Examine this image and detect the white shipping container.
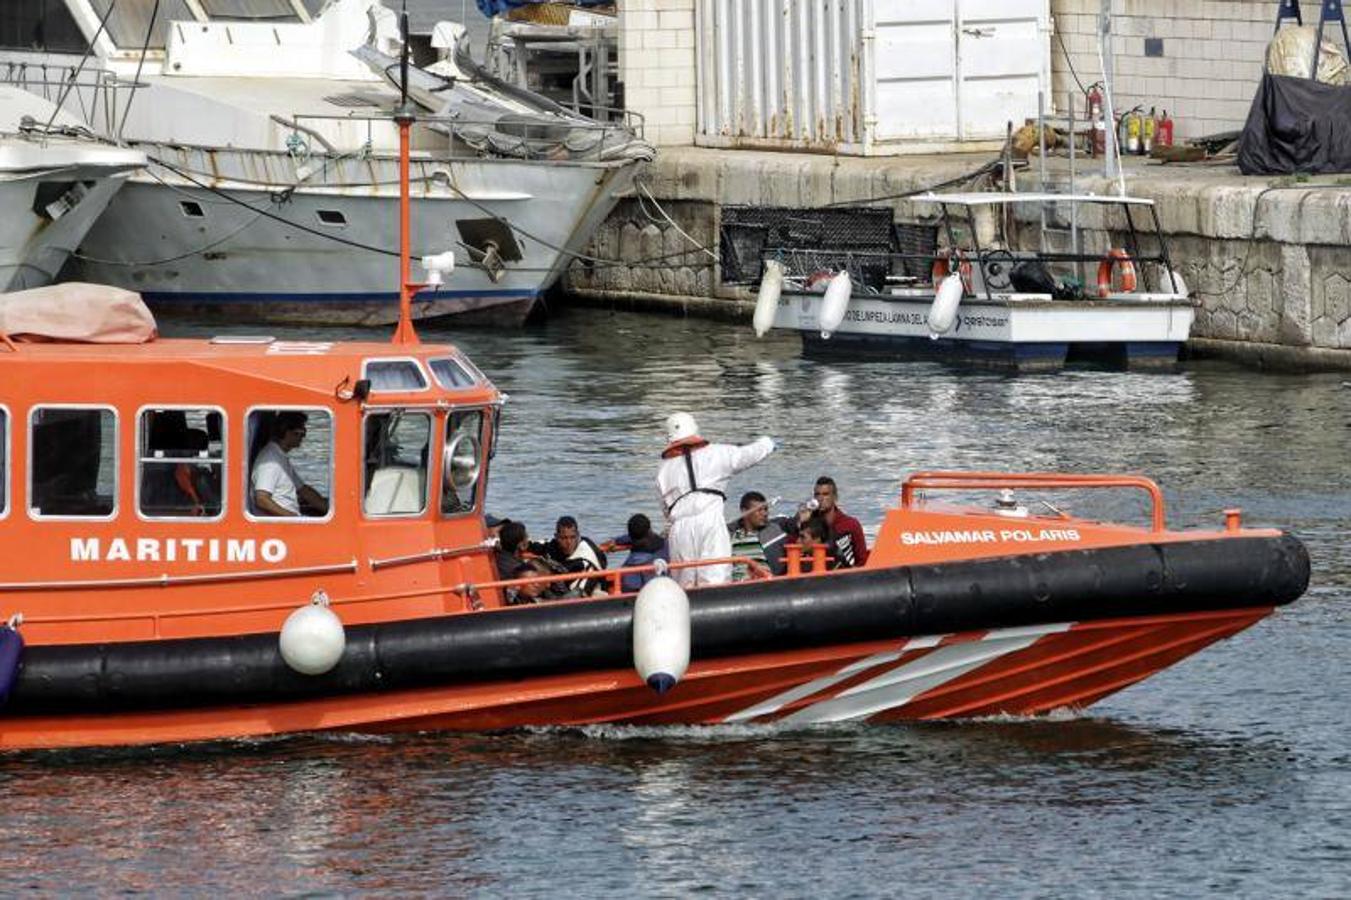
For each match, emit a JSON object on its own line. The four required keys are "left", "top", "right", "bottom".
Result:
{"left": 695, "top": 0, "right": 1050, "bottom": 155}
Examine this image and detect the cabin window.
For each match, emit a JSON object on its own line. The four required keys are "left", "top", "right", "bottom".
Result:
{"left": 0, "top": 407, "right": 7, "bottom": 517}
{"left": 245, "top": 408, "right": 332, "bottom": 519}
{"left": 138, "top": 408, "right": 225, "bottom": 519}
{"left": 29, "top": 407, "right": 116, "bottom": 518}
{"left": 362, "top": 411, "right": 431, "bottom": 517}
{"left": 441, "top": 410, "right": 485, "bottom": 516}
{"left": 429, "top": 357, "right": 477, "bottom": 389}
{"left": 364, "top": 359, "right": 428, "bottom": 392}
{"left": 200, "top": 0, "right": 301, "bottom": 22}
{"left": 316, "top": 210, "right": 347, "bottom": 227}
{"left": 179, "top": 201, "right": 205, "bottom": 219}
{"left": 88, "top": 0, "right": 193, "bottom": 51}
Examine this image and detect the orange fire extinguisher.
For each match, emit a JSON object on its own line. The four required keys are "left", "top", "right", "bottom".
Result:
{"left": 1087, "top": 83, "right": 1105, "bottom": 157}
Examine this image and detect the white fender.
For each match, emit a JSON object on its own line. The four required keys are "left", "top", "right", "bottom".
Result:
{"left": 632, "top": 576, "right": 690, "bottom": 694}
{"left": 753, "top": 259, "right": 785, "bottom": 337}
{"left": 819, "top": 271, "right": 852, "bottom": 339}
{"left": 279, "top": 591, "right": 346, "bottom": 675}
{"left": 1162, "top": 266, "right": 1189, "bottom": 299}
{"left": 928, "top": 273, "right": 964, "bottom": 337}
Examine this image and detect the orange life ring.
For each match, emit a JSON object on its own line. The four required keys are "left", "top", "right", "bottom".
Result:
{"left": 931, "top": 253, "right": 973, "bottom": 293}
{"left": 1096, "top": 248, "right": 1137, "bottom": 297}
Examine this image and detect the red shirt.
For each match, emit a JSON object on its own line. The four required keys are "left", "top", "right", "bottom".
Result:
{"left": 828, "top": 508, "right": 869, "bottom": 567}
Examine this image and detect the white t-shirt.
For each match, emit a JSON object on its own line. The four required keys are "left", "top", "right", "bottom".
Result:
{"left": 251, "top": 441, "right": 303, "bottom": 515}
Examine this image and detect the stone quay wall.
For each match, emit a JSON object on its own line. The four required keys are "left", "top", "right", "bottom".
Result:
{"left": 566, "top": 148, "right": 1351, "bottom": 370}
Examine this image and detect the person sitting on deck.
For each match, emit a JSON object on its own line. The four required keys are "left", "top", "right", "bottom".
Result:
{"left": 797, "top": 516, "right": 836, "bottom": 572}
{"left": 615, "top": 513, "right": 669, "bottom": 593}
{"left": 495, "top": 520, "right": 531, "bottom": 581}
{"left": 251, "top": 412, "right": 329, "bottom": 517}
{"left": 534, "top": 515, "right": 608, "bottom": 596}
{"left": 506, "top": 559, "right": 554, "bottom": 605}
{"left": 729, "top": 490, "right": 797, "bottom": 579}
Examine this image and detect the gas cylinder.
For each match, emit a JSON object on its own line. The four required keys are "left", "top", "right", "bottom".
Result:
{"left": 1158, "top": 110, "right": 1174, "bottom": 148}
{"left": 1087, "top": 84, "right": 1105, "bottom": 157}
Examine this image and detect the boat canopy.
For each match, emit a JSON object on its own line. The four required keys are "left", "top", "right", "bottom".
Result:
{"left": 0, "top": 283, "right": 156, "bottom": 343}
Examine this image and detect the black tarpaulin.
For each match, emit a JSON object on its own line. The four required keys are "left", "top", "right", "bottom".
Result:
{"left": 1238, "top": 72, "right": 1351, "bottom": 174}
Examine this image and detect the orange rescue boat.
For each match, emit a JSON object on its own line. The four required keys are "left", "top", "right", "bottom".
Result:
{"left": 0, "top": 18, "right": 1311, "bottom": 750}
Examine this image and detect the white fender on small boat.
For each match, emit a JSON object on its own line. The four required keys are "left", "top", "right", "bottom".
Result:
{"left": 928, "top": 273, "right": 964, "bottom": 337}
{"left": 819, "top": 271, "right": 852, "bottom": 339}
{"left": 279, "top": 590, "right": 346, "bottom": 676}
{"left": 632, "top": 576, "right": 690, "bottom": 694}
{"left": 1163, "top": 266, "right": 1189, "bottom": 299}
{"left": 753, "top": 259, "right": 785, "bottom": 337}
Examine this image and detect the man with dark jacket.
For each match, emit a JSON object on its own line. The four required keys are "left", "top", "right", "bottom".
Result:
{"left": 614, "top": 513, "right": 669, "bottom": 593}
{"left": 495, "top": 520, "right": 530, "bottom": 580}
{"left": 808, "top": 476, "right": 869, "bottom": 568}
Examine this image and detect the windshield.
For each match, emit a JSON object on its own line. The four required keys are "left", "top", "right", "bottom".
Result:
{"left": 199, "top": 1, "right": 303, "bottom": 21}
{"left": 88, "top": 0, "right": 195, "bottom": 50}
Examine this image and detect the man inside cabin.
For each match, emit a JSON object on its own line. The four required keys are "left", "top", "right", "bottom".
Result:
{"left": 802, "top": 476, "right": 868, "bottom": 568}
{"left": 251, "top": 412, "right": 329, "bottom": 518}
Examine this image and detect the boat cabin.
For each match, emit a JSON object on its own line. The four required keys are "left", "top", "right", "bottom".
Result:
{"left": 0, "top": 333, "right": 509, "bottom": 645}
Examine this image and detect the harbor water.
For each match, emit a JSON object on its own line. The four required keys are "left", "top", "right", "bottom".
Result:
{"left": 2, "top": 309, "right": 1347, "bottom": 896}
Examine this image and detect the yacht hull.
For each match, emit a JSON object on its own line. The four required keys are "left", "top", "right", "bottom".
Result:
{"left": 70, "top": 148, "right": 639, "bottom": 326}
{"left": 0, "top": 167, "right": 130, "bottom": 292}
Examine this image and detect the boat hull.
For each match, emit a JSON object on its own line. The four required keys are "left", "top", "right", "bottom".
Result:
{"left": 0, "top": 166, "right": 132, "bottom": 292}
{"left": 69, "top": 148, "right": 640, "bottom": 326}
{"left": 777, "top": 290, "right": 1195, "bottom": 372}
{"left": 1, "top": 535, "right": 1308, "bottom": 750}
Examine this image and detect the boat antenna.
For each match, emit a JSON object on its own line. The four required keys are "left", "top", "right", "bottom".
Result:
{"left": 392, "top": 0, "right": 421, "bottom": 346}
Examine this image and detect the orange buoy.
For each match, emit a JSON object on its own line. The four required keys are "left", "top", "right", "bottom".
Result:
{"left": 1096, "top": 248, "right": 1137, "bottom": 297}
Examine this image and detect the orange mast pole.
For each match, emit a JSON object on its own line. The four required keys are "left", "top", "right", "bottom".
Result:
{"left": 391, "top": 4, "right": 420, "bottom": 346}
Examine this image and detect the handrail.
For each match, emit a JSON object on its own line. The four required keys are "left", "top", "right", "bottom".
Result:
{"left": 0, "top": 559, "right": 358, "bottom": 593}
{"left": 369, "top": 541, "right": 495, "bottom": 572}
{"left": 901, "top": 471, "right": 1167, "bottom": 532}
{"left": 455, "top": 555, "right": 771, "bottom": 599}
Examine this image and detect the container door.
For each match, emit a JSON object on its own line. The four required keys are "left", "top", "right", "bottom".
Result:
{"left": 955, "top": 0, "right": 1048, "bottom": 140}
{"left": 873, "top": 0, "right": 958, "bottom": 140}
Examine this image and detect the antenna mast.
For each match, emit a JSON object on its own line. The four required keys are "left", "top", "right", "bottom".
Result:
{"left": 392, "top": 1, "right": 421, "bottom": 345}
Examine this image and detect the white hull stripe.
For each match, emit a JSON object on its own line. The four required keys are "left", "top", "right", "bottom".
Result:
{"left": 724, "top": 622, "right": 1074, "bottom": 725}
{"left": 722, "top": 634, "right": 954, "bottom": 723}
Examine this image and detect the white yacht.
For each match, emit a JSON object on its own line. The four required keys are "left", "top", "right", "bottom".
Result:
{"left": 0, "top": 85, "right": 144, "bottom": 292}
{"left": 0, "top": 0, "right": 650, "bottom": 326}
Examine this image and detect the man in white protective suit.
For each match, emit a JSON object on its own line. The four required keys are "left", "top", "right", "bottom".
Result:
{"left": 657, "top": 412, "right": 775, "bottom": 587}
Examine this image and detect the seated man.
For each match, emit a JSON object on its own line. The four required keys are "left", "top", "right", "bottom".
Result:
{"left": 729, "top": 490, "right": 797, "bottom": 578}
{"left": 616, "top": 513, "right": 669, "bottom": 593}
{"left": 495, "top": 520, "right": 530, "bottom": 581}
{"left": 535, "top": 515, "right": 608, "bottom": 595}
{"left": 507, "top": 559, "right": 554, "bottom": 605}
{"left": 251, "top": 412, "right": 328, "bottom": 517}
{"left": 798, "top": 516, "right": 836, "bottom": 572}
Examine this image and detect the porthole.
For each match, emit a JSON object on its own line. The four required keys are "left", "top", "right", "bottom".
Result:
{"left": 179, "top": 200, "right": 205, "bottom": 218}
{"left": 317, "top": 209, "right": 347, "bottom": 227}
